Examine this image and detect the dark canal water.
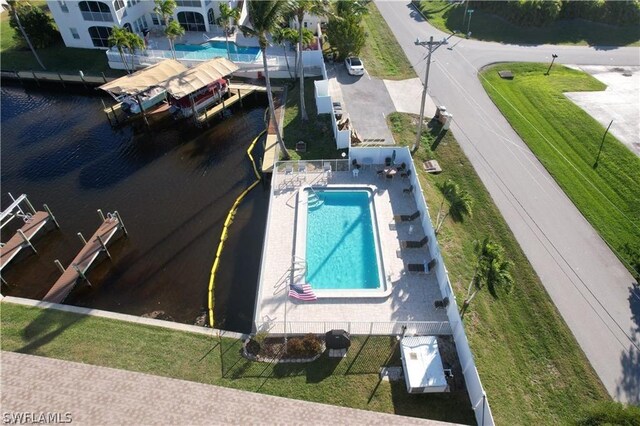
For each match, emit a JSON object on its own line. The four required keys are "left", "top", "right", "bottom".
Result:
{"left": 0, "top": 83, "right": 270, "bottom": 333}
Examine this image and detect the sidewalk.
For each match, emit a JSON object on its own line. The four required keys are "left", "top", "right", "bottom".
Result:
{"left": 0, "top": 351, "right": 452, "bottom": 426}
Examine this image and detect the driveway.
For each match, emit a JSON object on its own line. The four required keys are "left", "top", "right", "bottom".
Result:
{"left": 327, "top": 61, "right": 396, "bottom": 144}
{"left": 375, "top": 0, "right": 640, "bottom": 403}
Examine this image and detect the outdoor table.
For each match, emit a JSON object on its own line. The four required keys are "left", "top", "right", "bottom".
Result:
{"left": 362, "top": 157, "right": 373, "bottom": 169}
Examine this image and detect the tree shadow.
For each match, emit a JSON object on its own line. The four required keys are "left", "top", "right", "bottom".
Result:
{"left": 615, "top": 286, "right": 640, "bottom": 404}
{"left": 17, "top": 306, "right": 87, "bottom": 354}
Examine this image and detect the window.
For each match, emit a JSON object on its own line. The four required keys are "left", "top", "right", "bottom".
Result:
{"left": 123, "top": 23, "right": 132, "bottom": 32}
{"left": 177, "top": 11, "right": 205, "bottom": 32}
{"left": 303, "top": 22, "right": 308, "bottom": 28}
{"left": 70, "top": 27, "right": 79, "bottom": 39}
{"left": 176, "top": 0, "right": 202, "bottom": 7}
{"left": 88, "top": 26, "right": 112, "bottom": 47}
{"left": 207, "top": 8, "right": 214, "bottom": 25}
{"left": 141, "top": 15, "right": 148, "bottom": 28}
{"left": 151, "top": 13, "right": 160, "bottom": 25}
{"left": 58, "top": 1, "right": 68, "bottom": 12}
{"left": 114, "top": 0, "right": 124, "bottom": 11}
{"left": 133, "top": 20, "right": 139, "bottom": 32}
{"left": 79, "top": 1, "right": 113, "bottom": 22}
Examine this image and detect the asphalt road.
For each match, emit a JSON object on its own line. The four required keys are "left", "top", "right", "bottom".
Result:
{"left": 375, "top": 1, "right": 640, "bottom": 403}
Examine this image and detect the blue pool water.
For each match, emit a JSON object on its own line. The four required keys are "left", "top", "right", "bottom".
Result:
{"left": 174, "top": 41, "right": 261, "bottom": 62}
{"left": 306, "top": 190, "right": 380, "bottom": 290}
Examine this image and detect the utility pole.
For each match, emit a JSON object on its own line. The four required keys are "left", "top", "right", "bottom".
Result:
{"left": 593, "top": 119, "right": 613, "bottom": 168}
{"left": 466, "top": 9, "right": 474, "bottom": 38}
{"left": 462, "top": 0, "right": 469, "bottom": 27}
{"left": 413, "top": 32, "right": 457, "bottom": 152}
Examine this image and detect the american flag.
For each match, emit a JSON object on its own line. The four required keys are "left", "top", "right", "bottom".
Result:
{"left": 289, "top": 283, "right": 317, "bottom": 301}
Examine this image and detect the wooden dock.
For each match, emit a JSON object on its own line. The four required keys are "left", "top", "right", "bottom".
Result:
{"left": 195, "top": 89, "right": 255, "bottom": 124}
{"left": 0, "top": 212, "right": 50, "bottom": 271}
{"left": 1, "top": 70, "right": 115, "bottom": 87}
{"left": 43, "top": 212, "right": 126, "bottom": 304}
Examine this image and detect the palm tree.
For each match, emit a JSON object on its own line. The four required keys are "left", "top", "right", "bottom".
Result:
{"left": 217, "top": 3, "right": 241, "bottom": 60}
{"left": 271, "top": 27, "right": 297, "bottom": 79}
{"left": 334, "top": 0, "right": 370, "bottom": 17}
{"left": 154, "top": 0, "right": 176, "bottom": 27}
{"left": 241, "top": 0, "right": 290, "bottom": 160}
{"left": 7, "top": 1, "right": 45, "bottom": 70}
{"left": 109, "top": 26, "right": 132, "bottom": 73}
{"left": 125, "top": 31, "right": 145, "bottom": 71}
{"left": 435, "top": 179, "right": 473, "bottom": 234}
{"left": 165, "top": 20, "right": 185, "bottom": 60}
{"left": 461, "top": 238, "right": 514, "bottom": 317}
{"left": 291, "top": 0, "right": 329, "bottom": 121}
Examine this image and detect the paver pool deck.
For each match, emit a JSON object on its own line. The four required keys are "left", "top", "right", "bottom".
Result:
{"left": 255, "top": 167, "right": 448, "bottom": 334}
{"left": 1, "top": 351, "right": 450, "bottom": 425}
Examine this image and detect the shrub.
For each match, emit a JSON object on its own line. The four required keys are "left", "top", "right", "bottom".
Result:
{"left": 302, "top": 333, "right": 322, "bottom": 355}
{"left": 286, "top": 337, "right": 306, "bottom": 357}
{"left": 326, "top": 16, "right": 365, "bottom": 60}
{"left": 286, "top": 334, "right": 322, "bottom": 357}
{"left": 9, "top": 4, "right": 61, "bottom": 49}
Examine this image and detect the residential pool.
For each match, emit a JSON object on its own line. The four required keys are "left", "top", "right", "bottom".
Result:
{"left": 174, "top": 41, "right": 261, "bottom": 62}
{"left": 295, "top": 186, "right": 387, "bottom": 297}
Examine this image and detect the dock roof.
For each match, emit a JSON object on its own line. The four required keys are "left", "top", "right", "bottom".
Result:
{"left": 99, "top": 60, "right": 188, "bottom": 95}
{"left": 162, "top": 58, "right": 239, "bottom": 100}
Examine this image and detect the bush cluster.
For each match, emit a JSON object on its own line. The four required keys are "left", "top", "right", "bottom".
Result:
{"left": 286, "top": 334, "right": 323, "bottom": 357}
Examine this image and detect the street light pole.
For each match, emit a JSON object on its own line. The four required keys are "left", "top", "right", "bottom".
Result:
{"left": 413, "top": 32, "right": 457, "bottom": 152}
{"left": 545, "top": 54, "right": 558, "bottom": 75}
{"left": 593, "top": 119, "right": 613, "bottom": 168}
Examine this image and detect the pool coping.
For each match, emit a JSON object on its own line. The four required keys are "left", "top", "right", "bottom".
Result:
{"left": 294, "top": 184, "right": 391, "bottom": 299}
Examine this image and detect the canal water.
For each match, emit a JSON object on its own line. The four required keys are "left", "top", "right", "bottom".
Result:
{"left": 0, "top": 83, "right": 270, "bottom": 333}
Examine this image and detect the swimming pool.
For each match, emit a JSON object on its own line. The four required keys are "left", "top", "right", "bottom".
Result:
{"left": 174, "top": 41, "right": 261, "bottom": 62}
{"left": 295, "top": 186, "right": 388, "bottom": 298}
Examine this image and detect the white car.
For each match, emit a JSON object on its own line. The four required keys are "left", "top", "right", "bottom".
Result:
{"left": 345, "top": 57, "right": 365, "bottom": 76}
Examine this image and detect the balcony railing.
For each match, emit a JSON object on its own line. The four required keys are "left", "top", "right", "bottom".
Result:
{"left": 81, "top": 11, "right": 114, "bottom": 22}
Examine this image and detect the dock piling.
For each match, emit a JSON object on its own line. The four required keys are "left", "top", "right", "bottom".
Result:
{"left": 17, "top": 229, "right": 37, "bottom": 254}
{"left": 77, "top": 232, "right": 88, "bottom": 245}
{"left": 114, "top": 211, "right": 128, "bottom": 237}
{"left": 57, "top": 73, "right": 66, "bottom": 88}
{"left": 8, "top": 193, "right": 25, "bottom": 217}
{"left": 97, "top": 209, "right": 105, "bottom": 222}
{"left": 97, "top": 235, "right": 112, "bottom": 260}
{"left": 43, "top": 204, "right": 60, "bottom": 229}
{"left": 238, "top": 89, "right": 242, "bottom": 108}
{"left": 72, "top": 264, "right": 92, "bottom": 287}
{"left": 24, "top": 196, "right": 37, "bottom": 215}
{"left": 54, "top": 259, "right": 65, "bottom": 274}
{"left": 101, "top": 72, "right": 107, "bottom": 83}
{"left": 31, "top": 70, "right": 40, "bottom": 87}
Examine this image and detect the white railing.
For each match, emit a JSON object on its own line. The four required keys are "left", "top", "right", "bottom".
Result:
{"left": 257, "top": 321, "right": 452, "bottom": 336}
{"left": 274, "top": 159, "right": 350, "bottom": 175}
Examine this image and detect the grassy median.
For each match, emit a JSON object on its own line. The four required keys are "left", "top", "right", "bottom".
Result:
{"left": 415, "top": 0, "right": 640, "bottom": 46}
{"left": 1, "top": 302, "right": 475, "bottom": 424}
{"left": 360, "top": 2, "right": 416, "bottom": 80}
{"left": 480, "top": 63, "right": 640, "bottom": 279}
{"left": 388, "top": 112, "right": 609, "bottom": 424}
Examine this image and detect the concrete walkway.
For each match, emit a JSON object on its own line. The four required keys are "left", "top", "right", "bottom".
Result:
{"left": 0, "top": 351, "right": 453, "bottom": 426}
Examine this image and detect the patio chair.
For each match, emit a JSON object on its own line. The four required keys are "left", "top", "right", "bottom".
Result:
{"left": 352, "top": 159, "right": 361, "bottom": 170}
{"left": 403, "top": 185, "right": 414, "bottom": 196}
{"left": 397, "top": 162, "right": 407, "bottom": 172}
{"left": 376, "top": 168, "right": 385, "bottom": 179}
{"left": 434, "top": 296, "right": 450, "bottom": 309}
{"left": 406, "top": 261, "right": 428, "bottom": 274}
{"left": 401, "top": 168, "right": 412, "bottom": 181}
{"left": 393, "top": 211, "right": 421, "bottom": 222}
{"left": 281, "top": 164, "right": 294, "bottom": 186}
{"left": 400, "top": 236, "right": 429, "bottom": 249}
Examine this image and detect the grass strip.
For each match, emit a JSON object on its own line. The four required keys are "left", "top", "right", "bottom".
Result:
{"left": 1, "top": 302, "right": 475, "bottom": 424}
{"left": 360, "top": 3, "right": 417, "bottom": 80}
{"left": 480, "top": 63, "right": 640, "bottom": 278}
{"left": 388, "top": 112, "right": 609, "bottom": 424}
{"left": 415, "top": 0, "right": 640, "bottom": 47}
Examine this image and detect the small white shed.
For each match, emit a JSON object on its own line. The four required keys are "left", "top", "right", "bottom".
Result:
{"left": 401, "top": 336, "right": 448, "bottom": 393}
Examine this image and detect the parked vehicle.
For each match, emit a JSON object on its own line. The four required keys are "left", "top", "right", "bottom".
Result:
{"left": 345, "top": 57, "right": 365, "bottom": 76}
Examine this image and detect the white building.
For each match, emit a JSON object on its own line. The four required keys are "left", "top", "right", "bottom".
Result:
{"left": 289, "top": 12, "right": 327, "bottom": 35}
{"left": 47, "top": 0, "right": 240, "bottom": 50}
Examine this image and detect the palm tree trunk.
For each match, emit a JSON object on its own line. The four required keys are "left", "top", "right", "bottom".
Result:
{"left": 297, "top": 20, "right": 308, "bottom": 121}
{"left": 435, "top": 210, "right": 449, "bottom": 234}
{"left": 12, "top": 7, "right": 45, "bottom": 70}
{"left": 224, "top": 31, "right": 231, "bottom": 60}
{"left": 169, "top": 38, "right": 176, "bottom": 60}
{"left": 283, "top": 46, "right": 293, "bottom": 79}
{"left": 118, "top": 48, "right": 130, "bottom": 74}
{"left": 262, "top": 49, "right": 289, "bottom": 160}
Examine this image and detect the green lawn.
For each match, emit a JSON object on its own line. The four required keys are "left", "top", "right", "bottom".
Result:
{"left": 282, "top": 78, "right": 344, "bottom": 160}
{"left": 360, "top": 2, "right": 416, "bottom": 80}
{"left": 415, "top": 1, "right": 640, "bottom": 47}
{"left": 480, "top": 63, "right": 640, "bottom": 279}
{"left": 388, "top": 112, "right": 609, "bottom": 425}
{"left": 1, "top": 302, "right": 475, "bottom": 424}
{"left": 1, "top": 8, "right": 122, "bottom": 76}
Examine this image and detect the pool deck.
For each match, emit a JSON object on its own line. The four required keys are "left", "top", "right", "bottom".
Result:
{"left": 255, "top": 167, "right": 448, "bottom": 334}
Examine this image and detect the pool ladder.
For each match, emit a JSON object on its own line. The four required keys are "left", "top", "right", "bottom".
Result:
{"left": 292, "top": 256, "right": 307, "bottom": 282}
{"left": 307, "top": 188, "right": 323, "bottom": 209}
